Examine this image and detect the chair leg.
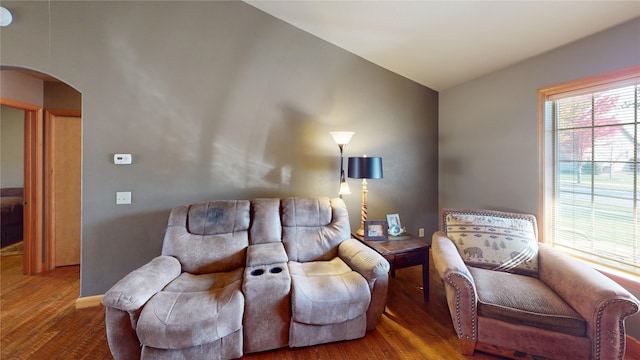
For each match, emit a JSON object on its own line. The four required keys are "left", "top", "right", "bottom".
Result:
{"left": 459, "top": 339, "right": 476, "bottom": 355}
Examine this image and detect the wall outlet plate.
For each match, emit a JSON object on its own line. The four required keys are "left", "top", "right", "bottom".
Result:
{"left": 114, "top": 154, "right": 132, "bottom": 165}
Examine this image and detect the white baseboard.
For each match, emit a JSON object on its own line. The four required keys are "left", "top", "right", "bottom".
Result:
{"left": 75, "top": 294, "right": 103, "bottom": 309}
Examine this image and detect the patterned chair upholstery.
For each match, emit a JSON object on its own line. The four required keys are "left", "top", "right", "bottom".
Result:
{"left": 431, "top": 208, "right": 639, "bottom": 360}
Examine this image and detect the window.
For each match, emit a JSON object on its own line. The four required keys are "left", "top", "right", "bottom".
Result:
{"left": 539, "top": 66, "right": 639, "bottom": 277}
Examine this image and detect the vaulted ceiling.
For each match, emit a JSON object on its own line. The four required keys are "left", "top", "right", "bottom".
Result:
{"left": 245, "top": 1, "right": 640, "bottom": 91}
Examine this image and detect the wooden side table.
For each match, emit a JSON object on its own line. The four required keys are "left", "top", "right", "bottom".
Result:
{"left": 353, "top": 233, "right": 431, "bottom": 302}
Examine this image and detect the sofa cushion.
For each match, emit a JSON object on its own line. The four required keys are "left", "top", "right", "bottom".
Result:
{"left": 186, "top": 200, "right": 250, "bottom": 236}
{"left": 443, "top": 209, "right": 539, "bottom": 276}
{"left": 289, "top": 257, "right": 371, "bottom": 325}
{"left": 136, "top": 270, "right": 244, "bottom": 349}
{"left": 281, "top": 197, "right": 351, "bottom": 262}
{"left": 468, "top": 266, "right": 586, "bottom": 337}
{"left": 162, "top": 201, "right": 250, "bottom": 274}
{"left": 281, "top": 197, "right": 333, "bottom": 227}
{"left": 163, "top": 268, "right": 244, "bottom": 292}
{"left": 249, "top": 198, "right": 282, "bottom": 245}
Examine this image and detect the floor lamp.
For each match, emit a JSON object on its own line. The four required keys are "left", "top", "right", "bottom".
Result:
{"left": 348, "top": 156, "right": 383, "bottom": 236}
{"left": 329, "top": 131, "right": 354, "bottom": 198}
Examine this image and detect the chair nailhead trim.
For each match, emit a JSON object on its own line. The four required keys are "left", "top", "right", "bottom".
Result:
{"left": 440, "top": 209, "right": 537, "bottom": 241}
{"left": 446, "top": 272, "right": 477, "bottom": 341}
{"left": 594, "top": 299, "right": 639, "bottom": 360}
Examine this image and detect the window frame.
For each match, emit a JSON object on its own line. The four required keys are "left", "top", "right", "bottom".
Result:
{"left": 537, "top": 65, "right": 640, "bottom": 287}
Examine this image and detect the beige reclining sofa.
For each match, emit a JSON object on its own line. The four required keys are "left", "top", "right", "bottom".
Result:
{"left": 101, "top": 196, "right": 390, "bottom": 360}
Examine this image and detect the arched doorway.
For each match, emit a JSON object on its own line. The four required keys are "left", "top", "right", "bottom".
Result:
{"left": 1, "top": 67, "right": 82, "bottom": 274}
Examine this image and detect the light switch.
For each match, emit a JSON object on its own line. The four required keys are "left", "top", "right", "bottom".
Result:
{"left": 116, "top": 192, "right": 131, "bottom": 205}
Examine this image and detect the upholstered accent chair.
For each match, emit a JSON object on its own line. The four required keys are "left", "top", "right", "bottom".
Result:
{"left": 102, "top": 197, "right": 389, "bottom": 360}
{"left": 432, "top": 208, "right": 639, "bottom": 360}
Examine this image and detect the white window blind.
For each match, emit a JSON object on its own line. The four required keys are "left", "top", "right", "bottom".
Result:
{"left": 548, "top": 77, "right": 639, "bottom": 275}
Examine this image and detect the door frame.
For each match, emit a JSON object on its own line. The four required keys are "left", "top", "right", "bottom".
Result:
{"left": 1, "top": 97, "right": 44, "bottom": 275}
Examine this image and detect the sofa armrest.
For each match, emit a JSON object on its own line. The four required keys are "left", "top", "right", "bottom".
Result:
{"left": 338, "top": 238, "right": 390, "bottom": 285}
{"left": 339, "top": 238, "right": 390, "bottom": 330}
{"left": 432, "top": 231, "right": 478, "bottom": 342}
{"left": 101, "top": 256, "right": 182, "bottom": 312}
{"left": 538, "top": 243, "right": 640, "bottom": 360}
{"left": 246, "top": 242, "right": 288, "bottom": 267}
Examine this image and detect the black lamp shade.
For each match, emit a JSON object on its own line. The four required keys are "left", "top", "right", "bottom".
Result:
{"left": 348, "top": 157, "right": 383, "bottom": 179}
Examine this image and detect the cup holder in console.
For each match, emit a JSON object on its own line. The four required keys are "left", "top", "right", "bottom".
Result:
{"left": 250, "top": 267, "right": 284, "bottom": 276}
{"left": 251, "top": 269, "right": 265, "bottom": 276}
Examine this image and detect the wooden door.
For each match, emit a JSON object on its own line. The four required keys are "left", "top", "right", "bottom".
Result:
{"left": 46, "top": 111, "right": 81, "bottom": 267}
{"left": 1, "top": 98, "right": 44, "bottom": 275}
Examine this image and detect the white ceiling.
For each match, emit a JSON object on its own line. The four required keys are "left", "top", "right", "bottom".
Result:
{"left": 244, "top": 1, "right": 640, "bottom": 91}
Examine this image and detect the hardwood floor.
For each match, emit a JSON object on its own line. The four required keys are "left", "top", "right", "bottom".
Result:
{"left": 2, "top": 251, "right": 505, "bottom": 360}
{"left": 1, "top": 254, "right": 111, "bottom": 359}
{"left": 3, "top": 250, "right": 639, "bottom": 359}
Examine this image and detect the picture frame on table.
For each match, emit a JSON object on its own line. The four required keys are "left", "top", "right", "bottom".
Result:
{"left": 386, "top": 213, "right": 402, "bottom": 236}
{"left": 364, "top": 220, "right": 388, "bottom": 241}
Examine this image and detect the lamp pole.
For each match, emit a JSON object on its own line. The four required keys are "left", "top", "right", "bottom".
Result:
{"left": 357, "top": 178, "right": 368, "bottom": 236}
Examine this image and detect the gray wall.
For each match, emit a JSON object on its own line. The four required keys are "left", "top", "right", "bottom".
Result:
{"left": 0, "top": 70, "right": 44, "bottom": 105}
{"left": 0, "top": 106, "right": 24, "bottom": 188}
{"left": 0, "top": 71, "right": 42, "bottom": 189}
{"left": 439, "top": 17, "right": 640, "bottom": 213}
{"left": 0, "top": 74, "right": 80, "bottom": 188}
{"left": 0, "top": 1, "right": 438, "bottom": 296}
{"left": 439, "top": 17, "right": 640, "bottom": 339}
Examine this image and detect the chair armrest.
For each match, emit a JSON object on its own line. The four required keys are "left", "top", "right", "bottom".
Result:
{"left": 101, "top": 256, "right": 182, "bottom": 312}
{"left": 538, "top": 243, "right": 640, "bottom": 360}
{"left": 432, "top": 231, "right": 472, "bottom": 280}
{"left": 432, "top": 231, "right": 478, "bottom": 341}
{"left": 338, "top": 238, "right": 390, "bottom": 285}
